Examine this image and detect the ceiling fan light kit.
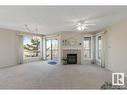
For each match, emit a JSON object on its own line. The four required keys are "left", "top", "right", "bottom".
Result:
{"left": 76, "top": 20, "right": 95, "bottom": 32}
{"left": 77, "top": 25, "right": 85, "bottom": 31}
{"left": 76, "top": 21, "right": 87, "bottom": 31}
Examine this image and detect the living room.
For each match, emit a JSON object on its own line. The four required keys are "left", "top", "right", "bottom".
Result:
{"left": 0, "top": 6, "right": 127, "bottom": 89}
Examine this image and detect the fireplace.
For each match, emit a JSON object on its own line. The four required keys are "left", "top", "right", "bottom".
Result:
{"left": 67, "top": 54, "right": 77, "bottom": 64}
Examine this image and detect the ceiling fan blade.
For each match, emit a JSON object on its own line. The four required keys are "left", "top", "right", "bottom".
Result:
{"left": 85, "top": 23, "right": 96, "bottom": 26}
{"left": 61, "top": 23, "right": 77, "bottom": 27}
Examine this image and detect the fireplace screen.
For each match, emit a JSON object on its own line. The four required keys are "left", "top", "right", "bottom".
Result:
{"left": 67, "top": 54, "right": 77, "bottom": 64}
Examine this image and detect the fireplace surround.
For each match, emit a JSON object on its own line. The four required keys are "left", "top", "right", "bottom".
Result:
{"left": 62, "top": 49, "right": 81, "bottom": 64}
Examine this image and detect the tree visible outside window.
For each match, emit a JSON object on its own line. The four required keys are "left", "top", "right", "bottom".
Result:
{"left": 23, "top": 35, "right": 41, "bottom": 58}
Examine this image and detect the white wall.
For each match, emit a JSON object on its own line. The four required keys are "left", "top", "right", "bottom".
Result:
{"left": 105, "top": 20, "right": 127, "bottom": 76}
{"left": 61, "top": 32, "right": 82, "bottom": 50}
{"left": 0, "top": 29, "right": 18, "bottom": 68}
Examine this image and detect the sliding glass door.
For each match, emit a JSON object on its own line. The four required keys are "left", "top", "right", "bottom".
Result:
{"left": 52, "top": 39, "right": 58, "bottom": 60}
{"left": 46, "top": 39, "right": 52, "bottom": 60}
{"left": 46, "top": 38, "right": 58, "bottom": 60}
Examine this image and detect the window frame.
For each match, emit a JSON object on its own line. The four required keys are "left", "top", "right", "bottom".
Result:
{"left": 23, "top": 35, "right": 42, "bottom": 60}
{"left": 83, "top": 36, "right": 92, "bottom": 60}
{"left": 98, "top": 36, "right": 102, "bottom": 59}
{"left": 45, "top": 37, "right": 59, "bottom": 60}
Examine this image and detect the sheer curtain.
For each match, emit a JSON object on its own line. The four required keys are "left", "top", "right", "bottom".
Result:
{"left": 17, "top": 35, "right": 24, "bottom": 64}
{"left": 100, "top": 30, "right": 107, "bottom": 68}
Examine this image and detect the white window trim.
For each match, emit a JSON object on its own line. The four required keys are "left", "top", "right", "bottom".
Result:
{"left": 83, "top": 35, "right": 93, "bottom": 60}
{"left": 45, "top": 36, "right": 59, "bottom": 60}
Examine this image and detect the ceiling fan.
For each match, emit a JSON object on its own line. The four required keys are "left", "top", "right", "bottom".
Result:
{"left": 75, "top": 19, "right": 96, "bottom": 32}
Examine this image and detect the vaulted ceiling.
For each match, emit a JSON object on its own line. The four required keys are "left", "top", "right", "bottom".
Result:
{"left": 0, "top": 6, "right": 127, "bottom": 34}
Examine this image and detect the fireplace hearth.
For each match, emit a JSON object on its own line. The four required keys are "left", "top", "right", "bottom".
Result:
{"left": 67, "top": 54, "right": 77, "bottom": 64}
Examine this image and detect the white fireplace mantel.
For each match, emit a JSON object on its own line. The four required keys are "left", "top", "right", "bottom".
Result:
{"left": 62, "top": 47, "right": 82, "bottom": 50}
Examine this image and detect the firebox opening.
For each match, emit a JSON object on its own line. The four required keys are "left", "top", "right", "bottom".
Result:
{"left": 67, "top": 54, "right": 77, "bottom": 64}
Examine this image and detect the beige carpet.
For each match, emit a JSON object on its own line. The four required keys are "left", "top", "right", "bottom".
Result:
{"left": 0, "top": 61, "right": 112, "bottom": 89}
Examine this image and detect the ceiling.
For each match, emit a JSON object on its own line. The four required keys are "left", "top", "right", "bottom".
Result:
{"left": 0, "top": 6, "right": 127, "bottom": 35}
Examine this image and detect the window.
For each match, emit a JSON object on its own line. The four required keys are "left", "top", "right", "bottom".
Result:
{"left": 84, "top": 37, "right": 91, "bottom": 58}
{"left": 23, "top": 35, "right": 41, "bottom": 58}
{"left": 46, "top": 39, "right": 58, "bottom": 60}
{"left": 98, "top": 36, "right": 102, "bottom": 59}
